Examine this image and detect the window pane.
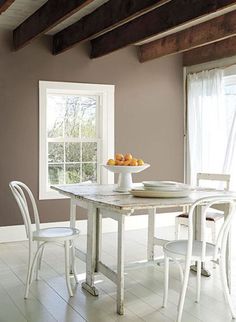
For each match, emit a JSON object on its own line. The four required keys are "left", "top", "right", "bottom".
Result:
{"left": 48, "top": 143, "right": 64, "bottom": 163}
{"left": 65, "top": 142, "right": 81, "bottom": 163}
{"left": 81, "top": 96, "right": 97, "bottom": 138}
{"left": 82, "top": 163, "right": 97, "bottom": 182}
{"left": 82, "top": 142, "right": 97, "bottom": 162}
{"left": 64, "top": 96, "right": 81, "bottom": 138}
{"left": 47, "top": 95, "right": 65, "bottom": 138}
{"left": 48, "top": 165, "right": 64, "bottom": 184}
{"left": 66, "top": 164, "right": 81, "bottom": 184}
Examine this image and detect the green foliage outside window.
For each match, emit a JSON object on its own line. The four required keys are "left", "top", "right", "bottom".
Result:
{"left": 47, "top": 95, "right": 98, "bottom": 185}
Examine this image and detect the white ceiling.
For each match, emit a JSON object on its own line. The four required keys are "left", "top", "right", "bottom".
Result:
{"left": 0, "top": 0, "right": 109, "bottom": 34}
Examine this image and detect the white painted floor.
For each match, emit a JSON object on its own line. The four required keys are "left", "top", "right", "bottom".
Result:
{"left": 0, "top": 225, "right": 235, "bottom": 322}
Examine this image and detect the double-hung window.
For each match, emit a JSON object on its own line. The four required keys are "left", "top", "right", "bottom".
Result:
{"left": 39, "top": 81, "right": 114, "bottom": 199}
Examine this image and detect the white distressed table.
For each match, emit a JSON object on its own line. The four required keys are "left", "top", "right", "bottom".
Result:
{"left": 52, "top": 184, "right": 233, "bottom": 315}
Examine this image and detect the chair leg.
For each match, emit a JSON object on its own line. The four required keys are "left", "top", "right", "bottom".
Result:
{"left": 163, "top": 255, "right": 169, "bottom": 308}
{"left": 196, "top": 260, "right": 201, "bottom": 303}
{"left": 70, "top": 240, "right": 79, "bottom": 284}
{"left": 175, "top": 219, "right": 181, "bottom": 240}
{"left": 219, "top": 254, "right": 236, "bottom": 319}
{"left": 38, "top": 245, "right": 45, "bottom": 270}
{"left": 211, "top": 224, "right": 217, "bottom": 269}
{"left": 211, "top": 224, "right": 216, "bottom": 244}
{"left": 177, "top": 265, "right": 190, "bottom": 322}
{"left": 29, "top": 244, "right": 45, "bottom": 285}
{"left": 65, "top": 241, "right": 73, "bottom": 297}
{"left": 36, "top": 242, "right": 45, "bottom": 280}
{"left": 24, "top": 248, "right": 33, "bottom": 299}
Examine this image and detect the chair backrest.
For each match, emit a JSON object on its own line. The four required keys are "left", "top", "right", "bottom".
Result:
{"left": 187, "top": 195, "right": 236, "bottom": 264}
{"left": 197, "top": 173, "right": 230, "bottom": 191}
{"left": 9, "top": 181, "right": 40, "bottom": 240}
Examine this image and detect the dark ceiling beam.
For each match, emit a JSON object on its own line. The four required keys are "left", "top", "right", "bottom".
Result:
{"left": 183, "top": 36, "right": 236, "bottom": 66}
{"left": 52, "top": 0, "right": 170, "bottom": 55}
{"left": 90, "top": 0, "right": 236, "bottom": 58}
{"left": 0, "top": 0, "right": 15, "bottom": 13}
{"left": 138, "top": 10, "right": 236, "bottom": 62}
{"left": 13, "top": 0, "right": 95, "bottom": 50}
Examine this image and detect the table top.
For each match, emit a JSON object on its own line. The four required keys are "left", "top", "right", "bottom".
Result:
{"left": 51, "top": 183, "right": 236, "bottom": 213}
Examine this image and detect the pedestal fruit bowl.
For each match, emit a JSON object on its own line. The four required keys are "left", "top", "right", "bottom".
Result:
{"left": 103, "top": 163, "right": 150, "bottom": 192}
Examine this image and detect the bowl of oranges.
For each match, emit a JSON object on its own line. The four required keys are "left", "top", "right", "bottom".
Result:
{"left": 103, "top": 153, "right": 150, "bottom": 192}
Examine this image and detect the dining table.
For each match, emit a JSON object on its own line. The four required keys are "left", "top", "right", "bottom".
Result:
{"left": 51, "top": 183, "right": 234, "bottom": 315}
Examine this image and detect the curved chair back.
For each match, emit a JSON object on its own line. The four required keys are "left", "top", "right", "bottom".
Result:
{"left": 187, "top": 195, "right": 236, "bottom": 263}
{"left": 9, "top": 181, "right": 40, "bottom": 240}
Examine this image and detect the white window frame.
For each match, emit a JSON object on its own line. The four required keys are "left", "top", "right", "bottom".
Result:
{"left": 39, "top": 81, "right": 114, "bottom": 200}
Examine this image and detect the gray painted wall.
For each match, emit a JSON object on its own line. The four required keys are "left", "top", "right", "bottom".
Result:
{"left": 0, "top": 30, "right": 184, "bottom": 226}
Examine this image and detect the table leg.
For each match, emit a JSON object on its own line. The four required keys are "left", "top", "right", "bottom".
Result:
{"left": 69, "top": 199, "right": 77, "bottom": 273}
{"left": 191, "top": 205, "right": 211, "bottom": 277}
{"left": 226, "top": 231, "right": 232, "bottom": 292}
{"left": 95, "top": 211, "right": 102, "bottom": 273}
{"left": 82, "top": 204, "right": 99, "bottom": 296}
{"left": 117, "top": 215, "right": 125, "bottom": 315}
{"left": 70, "top": 199, "right": 77, "bottom": 228}
{"left": 147, "top": 208, "right": 155, "bottom": 261}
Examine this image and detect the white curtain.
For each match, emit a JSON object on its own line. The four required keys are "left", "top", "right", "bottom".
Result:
{"left": 187, "top": 68, "right": 236, "bottom": 188}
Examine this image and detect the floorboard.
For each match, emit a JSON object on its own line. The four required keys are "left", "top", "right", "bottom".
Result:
{"left": 0, "top": 225, "right": 235, "bottom": 322}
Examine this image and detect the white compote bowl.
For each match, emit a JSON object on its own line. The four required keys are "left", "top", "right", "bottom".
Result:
{"left": 103, "top": 164, "right": 150, "bottom": 192}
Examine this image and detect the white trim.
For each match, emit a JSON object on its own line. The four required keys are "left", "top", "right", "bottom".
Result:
{"left": 0, "top": 214, "right": 179, "bottom": 243}
{"left": 39, "top": 81, "right": 114, "bottom": 200}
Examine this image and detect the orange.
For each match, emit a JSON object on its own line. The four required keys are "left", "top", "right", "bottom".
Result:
{"left": 124, "top": 153, "right": 132, "bottom": 161}
{"left": 130, "top": 159, "right": 138, "bottom": 166}
{"left": 137, "top": 159, "right": 144, "bottom": 166}
{"left": 107, "top": 159, "right": 116, "bottom": 166}
{"left": 115, "top": 153, "right": 124, "bottom": 161}
{"left": 115, "top": 160, "right": 124, "bottom": 166}
{"left": 124, "top": 160, "right": 131, "bottom": 166}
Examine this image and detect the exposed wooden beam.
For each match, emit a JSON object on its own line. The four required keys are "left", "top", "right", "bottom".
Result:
{"left": 138, "top": 10, "right": 236, "bottom": 62}
{"left": 90, "top": 0, "right": 236, "bottom": 58}
{"left": 13, "top": 0, "right": 95, "bottom": 50}
{"left": 0, "top": 0, "right": 15, "bottom": 13}
{"left": 183, "top": 36, "right": 236, "bottom": 66}
{"left": 53, "top": 0, "right": 170, "bottom": 55}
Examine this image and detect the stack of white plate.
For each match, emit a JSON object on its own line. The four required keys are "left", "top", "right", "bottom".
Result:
{"left": 130, "top": 181, "right": 192, "bottom": 198}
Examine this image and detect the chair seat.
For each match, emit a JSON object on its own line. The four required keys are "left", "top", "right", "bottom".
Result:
{"left": 163, "top": 240, "right": 218, "bottom": 259}
{"left": 33, "top": 227, "right": 80, "bottom": 242}
{"left": 177, "top": 211, "right": 224, "bottom": 221}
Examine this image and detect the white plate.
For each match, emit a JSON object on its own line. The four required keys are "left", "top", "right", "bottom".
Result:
{"left": 142, "top": 181, "right": 190, "bottom": 190}
{"left": 144, "top": 185, "right": 191, "bottom": 191}
{"left": 143, "top": 180, "right": 187, "bottom": 187}
{"left": 130, "top": 188, "right": 191, "bottom": 198}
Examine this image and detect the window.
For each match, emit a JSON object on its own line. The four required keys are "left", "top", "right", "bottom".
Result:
{"left": 186, "top": 67, "right": 236, "bottom": 189}
{"left": 39, "top": 81, "right": 114, "bottom": 199}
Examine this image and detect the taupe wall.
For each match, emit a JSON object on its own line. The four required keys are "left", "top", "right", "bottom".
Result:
{"left": 0, "top": 30, "right": 184, "bottom": 226}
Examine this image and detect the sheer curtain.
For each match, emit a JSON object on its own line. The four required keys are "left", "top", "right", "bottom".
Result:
{"left": 187, "top": 68, "right": 236, "bottom": 189}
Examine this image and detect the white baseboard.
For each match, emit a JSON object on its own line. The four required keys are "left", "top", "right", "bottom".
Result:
{"left": 0, "top": 213, "right": 178, "bottom": 243}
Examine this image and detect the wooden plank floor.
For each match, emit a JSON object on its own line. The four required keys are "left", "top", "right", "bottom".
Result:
{"left": 0, "top": 226, "right": 235, "bottom": 322}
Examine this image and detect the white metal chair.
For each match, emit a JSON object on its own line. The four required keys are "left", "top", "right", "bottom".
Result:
{"left": 9, "top": 181, "right": 80, "bottom": 298}
{"left": 175, "top": 173, "right": 230, "bottom": 242}
{"left": 163, "top": 195, "right": 236, "bottom": 322}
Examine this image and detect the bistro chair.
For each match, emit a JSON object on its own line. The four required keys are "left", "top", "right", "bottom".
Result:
{"left": 175, "top": 173, "right": 230, "bottom": 242}
{"left": 9, "top": 181, "right": 80, "bottom": 298}
{"left": 163, "top": 195, "right": 236, "bottom": 322}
